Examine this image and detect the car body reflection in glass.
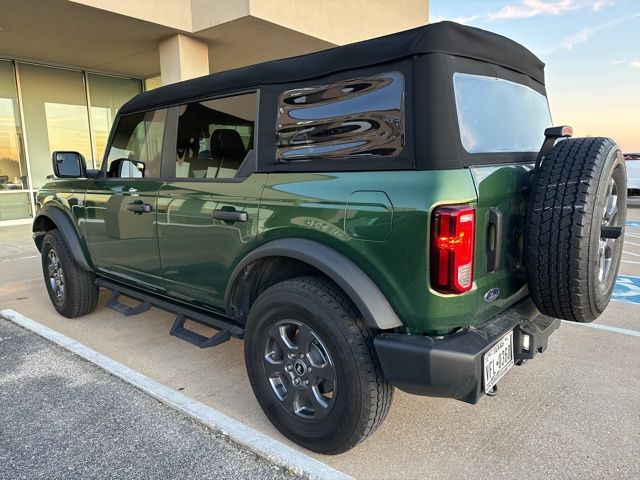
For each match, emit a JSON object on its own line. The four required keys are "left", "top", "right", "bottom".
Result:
{"left": 276, "top": 72, "right": 404, "bottom": 161}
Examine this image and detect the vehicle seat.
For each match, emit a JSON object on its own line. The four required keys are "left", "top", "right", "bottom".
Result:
{"left": 210, "top": 129, "right": 246, "bottom": 178}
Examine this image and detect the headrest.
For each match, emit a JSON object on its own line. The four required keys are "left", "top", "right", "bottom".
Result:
{"left": 210, "top": 129, "right": 246, "bottom": 160}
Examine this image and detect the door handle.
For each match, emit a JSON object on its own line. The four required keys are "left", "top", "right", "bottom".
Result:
{"left": 212, "top": 209, "right": 247, "bottom": 222}
{"left": 127, "top": 202, "right": 154, "bottom": 214}
{"left": 487, "top": 207, "right": 503, "bottom": 273}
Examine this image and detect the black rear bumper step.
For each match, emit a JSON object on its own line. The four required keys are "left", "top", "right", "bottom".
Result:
{"left": 96, "top": 278, "right": 244, "bottom": 347}
{"left": 374, "top": 297, "right": 560, "bottom": 404}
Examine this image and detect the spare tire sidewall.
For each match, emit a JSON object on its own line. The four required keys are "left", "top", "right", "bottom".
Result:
{"left": 589, "top": 150, "right": 626, "bottom": 313}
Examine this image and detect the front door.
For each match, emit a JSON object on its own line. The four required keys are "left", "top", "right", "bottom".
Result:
{"left": 85, "top": 109, "right": 168, "bottom": 294}
{"left": 156, "top": 92, "right": 263, "bottom": 312}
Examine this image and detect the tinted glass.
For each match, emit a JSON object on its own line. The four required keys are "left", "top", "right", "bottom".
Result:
{"left": 0, "top": 60, "right": 31, "bottom": 220}
{"left": 87, "top": 73, "right": 142, "bottom": 167}
{"left": 105, "top": 109, "right": 166, "bottom": 178}
{"left": 19, "top": 63, "right": 92, "bottom": 187}
{"left": 276, "top": 72, "right": 404, "bottom": 161}
{"left": 453, "top": 73, "right": 552, "bottom": 153}
{"left": 175, "top": 92, "right": 256, "bottom": 179}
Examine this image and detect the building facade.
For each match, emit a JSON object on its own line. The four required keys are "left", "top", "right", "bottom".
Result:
{"left": 0, "top": 0, "right": 428, "bottom": 224}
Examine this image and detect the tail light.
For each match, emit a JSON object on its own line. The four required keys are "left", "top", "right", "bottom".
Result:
{"left": 431, "top": 205, "right": 475, "bottom": 294}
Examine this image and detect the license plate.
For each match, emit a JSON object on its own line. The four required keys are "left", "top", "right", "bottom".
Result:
{"left": 483, "top": 331, "right": 514, "bottom": 393}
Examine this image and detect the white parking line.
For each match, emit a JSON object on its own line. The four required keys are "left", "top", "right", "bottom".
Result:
{"left": 563, "top": 320, "right": 640, "bottom": 338}
{"left": 0, "top": 309, "right": 352, "bottom": 480}
{"left": 0, "top": 255, "right": 39, "bottom": 263}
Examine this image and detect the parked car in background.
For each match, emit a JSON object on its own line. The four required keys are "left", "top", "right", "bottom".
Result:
{"left": 625, "top": 153, "right": 640, "bottom": 195}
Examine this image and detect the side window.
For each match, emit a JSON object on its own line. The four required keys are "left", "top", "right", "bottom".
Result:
{"left": 175, "top": 92, "right": 256, "bottom": 179}
{"left": 276, "top": 71, "right": 404, "bottom": 161}
{"left": 105, "top": 109, "right": 167, "bottom": 178}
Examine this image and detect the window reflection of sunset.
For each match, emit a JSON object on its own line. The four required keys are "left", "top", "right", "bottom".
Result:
{"left": 91, "top": 106, "right": 115, "bottom": 166}
{"left": 0, "top": 99, "right": 19, "bottom": 160}
{"left": 44, "top": 102, "right": 92, "bottom": 162}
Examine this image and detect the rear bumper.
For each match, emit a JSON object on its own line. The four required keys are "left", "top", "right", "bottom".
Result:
{"left": 374, "top": 298, "right": 560, "bottom": 404}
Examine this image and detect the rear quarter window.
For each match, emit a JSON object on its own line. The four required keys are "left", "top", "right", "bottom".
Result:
{"left": 453, "top": 73, "right": 551, "bottom": 154}
{"left": 276, "top": 71, "right": 404, "bottom": 161}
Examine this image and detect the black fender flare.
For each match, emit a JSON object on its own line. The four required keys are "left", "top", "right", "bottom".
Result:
{"left": 33, "top": 205, "right": 93, "bottom": 271}
{"left": 225, "top": 238, "right": 403, "bottom": 330}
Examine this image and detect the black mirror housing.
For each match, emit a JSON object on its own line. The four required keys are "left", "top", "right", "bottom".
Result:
{"left": 52, "top": 151, "right": 87, "bottom": 178}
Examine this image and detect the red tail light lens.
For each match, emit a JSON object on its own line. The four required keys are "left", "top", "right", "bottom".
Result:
{"left": 431, "top": 205, "right": 475, "bottom": 294}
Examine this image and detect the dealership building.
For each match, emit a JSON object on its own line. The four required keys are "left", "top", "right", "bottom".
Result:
{"left": 0, "top": 0, "right": 427, "bottom": 224}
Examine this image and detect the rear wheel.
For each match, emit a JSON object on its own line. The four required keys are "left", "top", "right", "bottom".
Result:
{"left": 244, "top": 276, "right": 393, "bottom": 454}
{"left": 41, "top": 229, "right": 98, "bottom": 318}
{"left": 525, "top": 137, "right": 626, "bottom": 322}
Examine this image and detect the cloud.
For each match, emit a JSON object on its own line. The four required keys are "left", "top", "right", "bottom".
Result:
{"left": 630, "top": 60, "right": 640, "bottom": 69}
{"left": 433, "top": 1, "right": 615, "bottom": 24}
{"left": 540, "top": 11, "right": 640, "bottom": 53}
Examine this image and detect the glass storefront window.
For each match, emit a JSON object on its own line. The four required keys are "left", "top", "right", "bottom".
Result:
{"left": 0, "top": 60, "right": 142, "bottom": 222}
{"left": 19, "top": 63, "right": 93, "bottom": 188}
{"left": 0, "top": 60, "right": 31, "bottom": 220}
{"left": 88, "top": 74, "right": 142, "bottom": 167}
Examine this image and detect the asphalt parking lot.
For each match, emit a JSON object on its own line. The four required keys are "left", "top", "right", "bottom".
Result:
{"left": 1, "top": 205, "right": 639, "bottom": 479}
{"left": 0, "top": 320, "right": 299, "bottom": 480}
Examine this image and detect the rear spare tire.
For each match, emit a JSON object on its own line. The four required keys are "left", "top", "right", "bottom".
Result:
{"left": 525, "top": 137, "right": 626, "bottom": 322}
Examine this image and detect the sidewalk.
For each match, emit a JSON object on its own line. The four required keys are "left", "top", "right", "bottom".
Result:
{"left": 0, "top": 319, "right": 299, "bottom": 480}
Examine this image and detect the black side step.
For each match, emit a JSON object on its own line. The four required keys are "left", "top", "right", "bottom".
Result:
{"left": 105, "top": 290, "right": 151, "bottom": 316}
{"left": 170, "top": 314, "right": 232, "bottom": 348}
{"left": 96, "top": 278, "right": 244, "bottom": 347}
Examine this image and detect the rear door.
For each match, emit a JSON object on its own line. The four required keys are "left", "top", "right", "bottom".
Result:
{"left": 156, "top": 92, "right": 265, "bottom": 312}
{"left": 452, "top": 72, "right": 552, "bottom": 319}
{"left": 85, "top": 109, "right": 168, "bottom": 294}
{"left": 471, "top": 164, "right": 531, "bottom": 314}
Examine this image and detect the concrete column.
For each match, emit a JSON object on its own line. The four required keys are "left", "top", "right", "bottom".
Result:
{"left": 159, "top": 34, "right": 209, "bottom": 85}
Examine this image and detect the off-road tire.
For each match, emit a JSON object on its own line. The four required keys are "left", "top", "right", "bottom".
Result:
{"left": 525, "top": 137, "right": 626, "bottom": 322}
{"left": 41, "top": 229, "right": 98, "bottom": 318}
{"left": 244, "top": 276, "right": 393, "bottom": 454}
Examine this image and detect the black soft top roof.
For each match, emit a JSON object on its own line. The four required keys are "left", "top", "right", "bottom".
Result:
{"left": 121, "top": 21, "right": 544, "bottom": 115}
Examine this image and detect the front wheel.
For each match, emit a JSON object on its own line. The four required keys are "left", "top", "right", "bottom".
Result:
{"left": 244, "top": 276, "right": 393, "bottom": 454}
{"left": 41, "top": 229, "right": 98, "bottom": 318}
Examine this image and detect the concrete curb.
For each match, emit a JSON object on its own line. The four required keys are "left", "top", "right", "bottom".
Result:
{"left": 0, "top": 308, "right": 352, "bottom": 480}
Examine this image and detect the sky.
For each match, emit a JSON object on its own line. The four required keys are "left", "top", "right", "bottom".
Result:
{"left": 430, "top": 0, "right": 640, "bottom": 152}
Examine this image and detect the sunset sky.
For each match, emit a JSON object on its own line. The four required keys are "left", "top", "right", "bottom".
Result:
{"left": 431, "top": 0, "right": 640, "bottom": 152}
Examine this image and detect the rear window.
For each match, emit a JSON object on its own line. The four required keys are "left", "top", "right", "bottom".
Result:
{"left": 453, "top": 73, "right": 551, "bottom": 154}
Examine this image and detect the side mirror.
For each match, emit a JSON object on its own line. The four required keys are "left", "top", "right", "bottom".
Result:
{"left": 118, "top": 159, "right": 145, "bottom": 178}
{"left": 52, "top": 151, "right": 86, "bottom": 178}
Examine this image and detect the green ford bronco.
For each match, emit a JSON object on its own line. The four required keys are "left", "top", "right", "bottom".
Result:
{"left": 33, "top": 22, "right": 626, "bottom": 454}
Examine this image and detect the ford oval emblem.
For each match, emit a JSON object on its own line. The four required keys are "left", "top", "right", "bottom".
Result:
{"left": 484, "top": 288, "right": 500, "bottom": 303}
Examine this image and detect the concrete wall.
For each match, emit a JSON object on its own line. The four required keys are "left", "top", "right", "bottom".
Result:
{"left": 70, "top": 0, "right": 194, "bottom": 31}
{"left": 70, "top": 0, "right": 428, "bottom": 44}
{"left": 250, "top": 0, "right": 429, "bottom": 45}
